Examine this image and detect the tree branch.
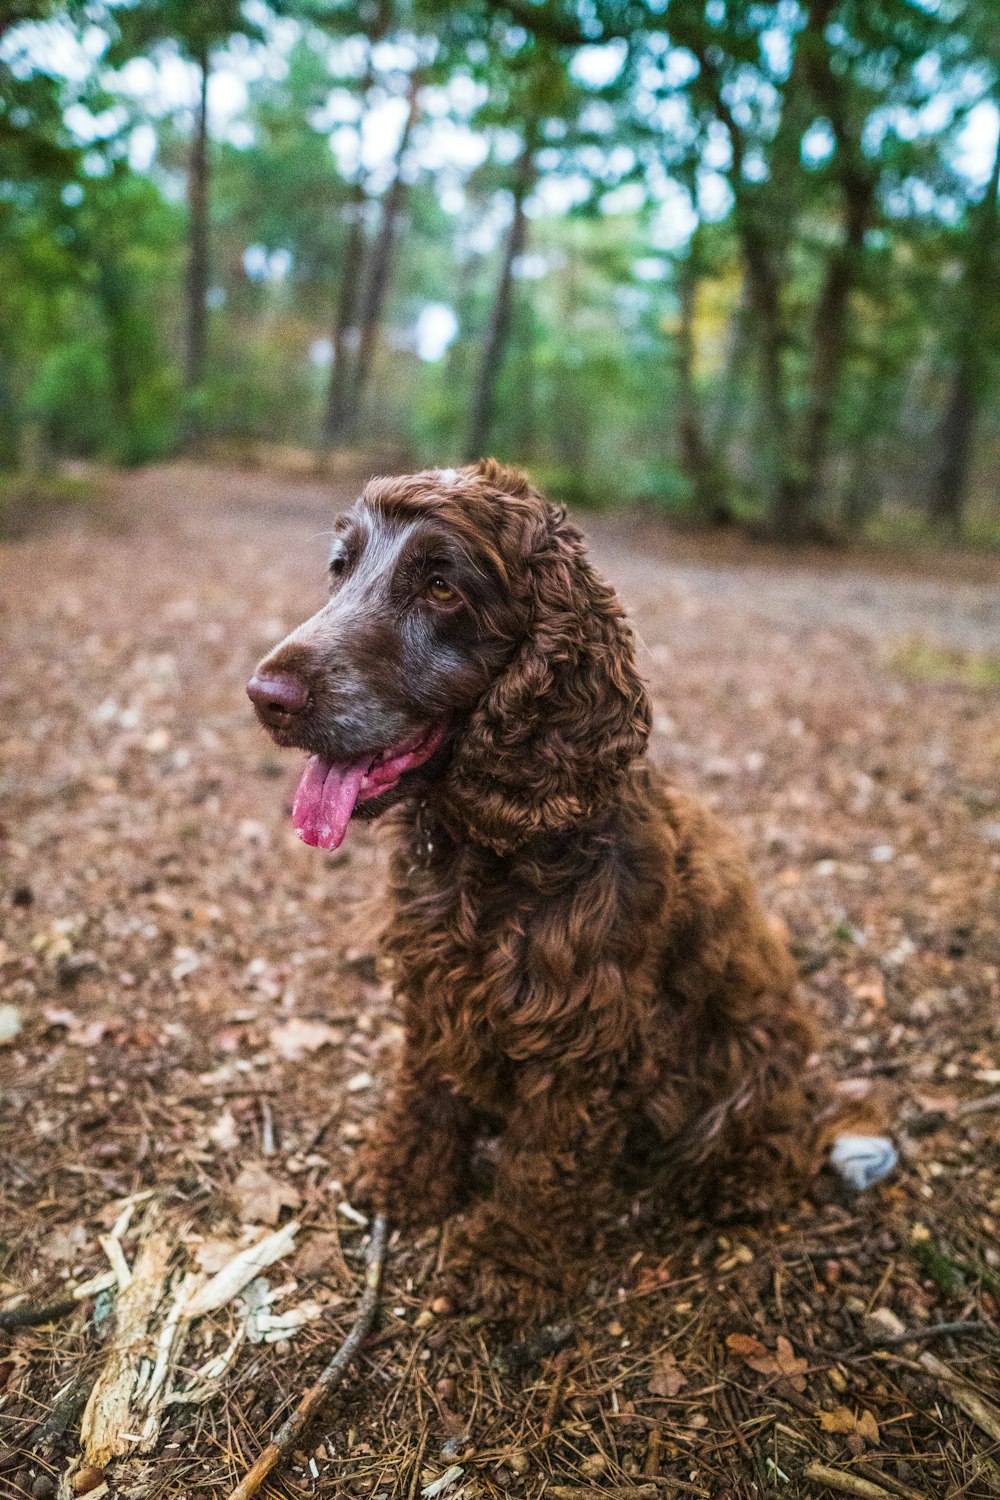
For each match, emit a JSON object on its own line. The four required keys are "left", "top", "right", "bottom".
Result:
{"left": 225, "top": 1213, "right": 389, "bottom": 1500}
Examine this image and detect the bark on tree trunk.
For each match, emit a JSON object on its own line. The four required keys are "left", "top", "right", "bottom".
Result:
{"left": 929, "top": 112, "right": 999, "bottom": 532}
{"left": 742, "top": 219, "right": 799, "bottom": 537}
{"left": 711, "top": 274, "right": 751, "bottom": 466}
{"left": 322, "top": 62, "right": 379, "bottom": 451}
{"left": 676, "top": 250, "right": 730, "bottom": 523}
{"left": 322, "top": 181, "right": 368, "bottom": 448}
{"left": 794, "top": 176, "right": 874, "bottom": 518}
{"left": 185, "top": 49, "right": 210, "bottom": 407}
{"left": 465, "top": 131, "right": 535, "bottom": 461}
{"left": 345, "top": 76, "right": 419, "bottom": 437}
{"left": 687, "top": 38, "right": 798, "bottom": 536}
{"left": 793, "top": 2, "right": 876, "bottom": 525}
{"left": 929, "top": 367, "right": 976, "bottom": 534}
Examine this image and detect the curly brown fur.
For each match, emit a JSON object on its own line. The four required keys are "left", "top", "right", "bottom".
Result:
{"left": 250, "top": 459, "right": 886, "bottom": 1323}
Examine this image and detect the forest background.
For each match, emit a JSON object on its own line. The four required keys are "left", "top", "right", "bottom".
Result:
{"left": 1, "top": 0, "right": 998, "bottom": 543}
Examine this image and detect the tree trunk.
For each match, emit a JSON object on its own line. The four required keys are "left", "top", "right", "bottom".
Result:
{"left": 346, "top": 77, "right": 419, "bottom": 435}
{"left": 184, "top": 48, "right": 210, "bottom": 406}
{"left": 929, "top": 367, "right": 976, "bottom": 533}
{"left": 687, "top": 37, "right": 799, "bottom": 536}
{"left": 793, "top": 3, "right": 876, "bottom": 523}
{"left": 322, "top": 181, "right": 368, "bottom": 447}
{"left": 322, "top": 62, "right": 378, "bottom": 451}
{"left": 742, "top": 219, "right": 800, "bottom": 537}
{"left": 676, "top": 249, "right": 730, "bottom": 522}
{"left": 710, "top": 274, "right": 751, "bottom": 466}
{"left": 929, "top": 110, "right": 999, "bottom": 532}
{"left": 465, "top": 131, "right": 535, "bottom": 461}
{"left": 793, "top": 173, "right": 874, "bottom": 518}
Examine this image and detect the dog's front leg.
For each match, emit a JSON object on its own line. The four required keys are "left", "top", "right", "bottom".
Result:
{"left": 348, "top": 1050, "right": 480, "bottom": 1228}
{"left": 441, "top": 1073, "right": 627, "bottom": 1322}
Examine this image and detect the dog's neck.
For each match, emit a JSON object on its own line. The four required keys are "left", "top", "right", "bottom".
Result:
{"left": 401, "top": 786, "right": 631, "bottom": 871}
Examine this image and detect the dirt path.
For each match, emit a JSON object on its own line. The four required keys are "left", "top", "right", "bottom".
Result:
{"left": 2, "top": 464, "right": 999, "bottom": 1500}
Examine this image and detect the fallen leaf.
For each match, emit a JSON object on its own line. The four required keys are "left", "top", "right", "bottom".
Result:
{"left": 775, "top": 1335, "right": 808, "bottom": 1380}
{"left": 295, "top": 1230, "right": 347, "bottom": 1280}
{"left": 818, "top": 1405, "right": 859, "bottom": 1435}
{"left": 728, "top": 1332, "right": 808, "bottom": 1390}
{"left": 42, "top": 1222, "right": 90, "bottom": 1263}
{"left": 269, "top": 1017, "right": 343, "bottom": 1062}
{"left": 648, "top": 1352, "right": 687, "bottom": 1398}
{"left": 0, "top": 1004, "right": 22, "bottom": 1045}
{"left": 725, "top": 1332, "right": 769, "bottom": 1359}
{"left": 192, "top": 1237, "right": 241, "bottom": 1275}
{"left": 857, "top": 1410, "right": 880, "bottom": 1445}
{"left": 232, "top": 1165, "right": 301, "bottom": 1225}
{"left": 818, "top": 1405, "right": 880, "bottom": 1446}
{"left": 208, "top": 1109, "right": 240, "bottom": 1151}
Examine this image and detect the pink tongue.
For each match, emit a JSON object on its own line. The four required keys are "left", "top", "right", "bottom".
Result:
{"left": 292, "top": 756, "right": 368, "bottom": 850}
{"left": 290, "top": 728, "right": 444, "bottom": 851}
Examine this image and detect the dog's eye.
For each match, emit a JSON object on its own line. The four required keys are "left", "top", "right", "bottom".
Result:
{"left": 329, "top": 554, "right": 347, "bottom": 578}
{"left": 425, "top": 576, "right": 457, "bottom": 604}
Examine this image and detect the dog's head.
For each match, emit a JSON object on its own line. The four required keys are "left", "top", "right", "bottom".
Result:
{"left": 248, "top": 460, "right": 650, "bottom": 853}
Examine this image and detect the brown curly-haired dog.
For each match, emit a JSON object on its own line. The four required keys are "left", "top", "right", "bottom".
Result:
{"left": 248, "top": 459, "right": 895, "bottom": 1321}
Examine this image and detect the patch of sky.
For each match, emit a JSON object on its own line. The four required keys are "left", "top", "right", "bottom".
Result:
{"left": 651, "top": 181, "right": 697, "bottom": 251}
{"left": 570, "top": 41, "right": 628, "bottom": 89}
{"left": 531, "top": 174, "right": 592, "bottom": 216}
{"left": 633, "top": 257, "right": 669, "bottom": 281}
{"left": 600, "top": 182, "right": 646, "bottom": 215}
{"left": 415, "top": 303, "right": 458, "bottom": 361}
{"left": 698, "top": 169, "right": 734, "bottom": 222}
{"left": 243, "top": 245, "right": 293, "bottom": 282}
{"left": 129, "top": 122, "right": 157, "bottom": 172}
{"left": 512, "top": 252, "right": 550, "bottom": 281}
{"left": 802, "top": 119, "right": 835, "bottom": 166}
{"left": 759, "top": 26, "right": 791, "bottom": 80}
{"left": 63, "top": 102, "right": 127, "bottom": 142}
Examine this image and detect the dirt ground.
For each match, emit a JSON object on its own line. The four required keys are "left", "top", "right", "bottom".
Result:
{"left": 1, "top": 462, "right": 999, "bottom": 1500}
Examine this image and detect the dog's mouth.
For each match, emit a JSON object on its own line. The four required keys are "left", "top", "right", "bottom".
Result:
{"left": 291, "top": 724, "right": 446, "bottom": 850}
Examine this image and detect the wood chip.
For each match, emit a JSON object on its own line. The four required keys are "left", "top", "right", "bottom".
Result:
{"left": 919, "top": 1350, "right": 1000, "bottom": 1442}
{"left": 183, "top": 1221, "right": 299, "bottom": 1320}
{"left": 80, "top": 1230, "right": 173, "bottom": 1467}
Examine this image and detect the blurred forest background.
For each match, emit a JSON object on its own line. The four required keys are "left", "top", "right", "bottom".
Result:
{"left": 1, "top": 0, "right": 998, "bottom": 542}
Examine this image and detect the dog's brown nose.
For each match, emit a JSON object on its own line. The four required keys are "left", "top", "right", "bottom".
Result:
{"left": 247, "top": 670, "right": 310, "bottom": 725}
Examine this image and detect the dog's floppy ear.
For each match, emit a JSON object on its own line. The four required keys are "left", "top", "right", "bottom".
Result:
{"left": 446, "top": 474, "right": 651, "bottom": 853}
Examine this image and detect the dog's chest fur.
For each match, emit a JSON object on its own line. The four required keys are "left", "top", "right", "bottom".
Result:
{"left": 382, "top": 800, "right": 673, "bottom": 1109}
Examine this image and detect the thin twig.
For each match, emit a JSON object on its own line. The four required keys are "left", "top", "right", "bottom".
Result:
{"left": 802, "top": 1460, "right": 893, "bottom": 1498}
{"left": 904, "top": 1088, "right": 1000, "bottom": 1135}
{"left": 956, "top": 1088, "right": 1000, "bottom": 1117}
{"left": 225, "top": 1212, "right": 388, "bottom": 1500}
{"left": 919, "top": 1349, "right": 1000, "bottom": 1442}
{"left": 0, "top": 1296, "right": 79, "bottom": 1331}
{"left": 844, "top": 1318, "right": 999, "bottom": 1356}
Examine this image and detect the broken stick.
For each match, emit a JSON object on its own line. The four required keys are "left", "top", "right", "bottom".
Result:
{"left": 0, "top": 1295, "right": 79, "bottom": 1331}
{"left": 802, "top": 1461, "right": 892, "bottom": 1498}
{"left": 226, "top": 1212, "right": 389, "bottom": 1500}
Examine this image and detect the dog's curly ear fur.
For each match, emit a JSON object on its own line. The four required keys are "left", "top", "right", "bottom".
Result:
{"left": 445, "top": 463, "right": 652, "bottom": 852}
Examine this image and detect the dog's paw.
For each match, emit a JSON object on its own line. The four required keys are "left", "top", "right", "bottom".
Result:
{"left": 345, "top": 1145, "right": 467, "bottom": 1229}
{"left": 437, "top": 1256, "right": 563, "bottom": 1325}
